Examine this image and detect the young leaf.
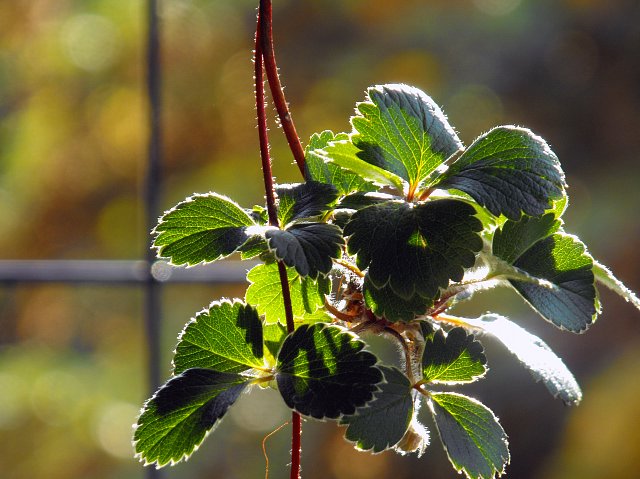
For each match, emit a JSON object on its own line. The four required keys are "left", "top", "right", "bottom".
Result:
{"left": 436, "top": 126, "right": 565, "bottom": 220}
{"left": 134, "top": 369, "right": 249, "bottom": 467}
{"left": 173, "top": 300, "right": 264, "bottom": 374}
{"left": 340, "top": 366, "right": 414, "bottom": 453}
{"left": 509, "top": 234, "right": 597, "bottom": 332}
{"left": 351, "top": 84, "right": 462, "bottom": 190}
{"left": 458, "top": 313, "right": 581, "bottom": 404}
{"left": 275, "top": 323, "right": 383, "bottom": 419}
{"left": 593, "top": 260, "right": 640, "bottom": 312}
{"left": 430, "top": 392, "right": 509, "bottom": 479}
{"left": 345, "top": 199, "right": 483, "bottom": 300}
{"left": 305, "top": 130, "right": 376, "bottom": 195}
{"left": 245, "top": 262, "right": 330, "bottom": 325}
{"left": 275, "top": 181, "right": 339, "bottom": 226}
{"left": 321, "top": 139, "right": 407, "bottom": 192}
{"left": 422, "top": 328, "right": 487, "bottom": 384}
{"left": 266, "top": 223, "right": 343, "bottom": 278}
{"left": 153, "top": 193, "right": 255, "bottom": 265}
{"left": 363, "top": 275, "right": 432, "bottom": 322}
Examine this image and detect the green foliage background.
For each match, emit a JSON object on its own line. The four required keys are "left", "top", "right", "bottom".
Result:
{"left": 0, "top": 1, "right": 639, "bottom": 478}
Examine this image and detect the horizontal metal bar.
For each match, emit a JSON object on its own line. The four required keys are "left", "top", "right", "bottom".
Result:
{"left": 0, "top": 260, "right": 255, "bottom": 285}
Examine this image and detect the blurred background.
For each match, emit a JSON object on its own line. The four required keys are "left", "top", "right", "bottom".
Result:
{"left": 1, "top": 0, "right": 639, "bottom": 478}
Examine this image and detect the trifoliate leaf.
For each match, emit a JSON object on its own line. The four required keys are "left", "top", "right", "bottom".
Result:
{"left": 422, "top": 328, "right": 487, "bottom": 384}
{"left": 511, "top": 234, "right": 597, "bottom": 332}
{"left": 174, "top": 300, "right": 264, "bottom": 374}
{"left": 345, "top": 199, "right": 483, "bottom": 300}
{"left": 363, "top": 275, "right": 432, "bottom": 322}
{"left": 351, "top": 84, "right": 462, "bottom": 192}
{"left": 321, "top": 139, "right": 406, "bottom": 192}
{"left": 492, "top": 213, "right": 561, "bottom": 265}
{"left": 459, "top": 314, "right": 581, "bottom": 404}
{"left": 437, "top": 126, "right": 565, "bottom": 220}
{"left": 305, "top": 130, "right": 376, "bottom": 195}
{"left": 340, "top": 366, "right": 414, "bottom": 453}
{"left": 593, "top": 260, "right": 640, "bottom": 312}
{"left": 245, "top": 262, "right": 330, "bottom": 325}
{"left": 430, "top": 392, "right": 509, "bottom": 479}
{"left": 153, "top": 193, "right": 255, "bottom": 265}
{"left": 266, "top": 223, "right": 343, "bottom": 278}
{"left": 134, "top": 368, "right": 249, "bottom": 467}
{"left": 275, "top": 181, "right": 339, "bottom": 226}
{"left": 275, "top": 323, "right": 383, "bottom": 419}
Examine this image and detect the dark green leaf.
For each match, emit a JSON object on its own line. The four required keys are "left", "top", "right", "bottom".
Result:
{"left": 174, "top": 300, "right": 264, "bottom": 374}
{"left": 430, "top": 392, "right": 509, "bottom": 479}
{"left": 275, "top": 181, "right": 339, "bottom": 226}
{"left": 363, "top": 275, "right": 432, "bottom": 322}
{"left": 437, "top": 126, "right": 565, "bottom": 220}
{"left": 351, "top": 84, "right": 462, "bottom": 189}
{"left": 134, "top": 369, "right": 249, "bottom": 467}
{"left": 245, "top": 263, "right": 330, "bottom": 325}
{"left": 266, "top": 223, "right": 343, "bottom": 278}
{"left": 153, "top": 193, "right": 255, "bottom": 265}
{"left": 460, "top": 314, "right": 581, "bottom": 404}
{"left": 238, "top": 235, "right": 269, "bottom": 260}
{"left": 305, "top": 130, "right": 376, "bottom": 195}
{"left": 276, "top": 323, "right": 383, "bottom": 419}
{"left": 345, "top": 199, "right": 483, "bottom": 299}
{"left": 511, "top": 234, "right": 597, "bottom": 332}
{"left": 340, "top": 366, "right": 414, "bottom": 453}
{"left": 492, "top": 213, "right": 560, "bottom": 265}
{"left": 422, "top": 328, "right": 487, "bottom": 384}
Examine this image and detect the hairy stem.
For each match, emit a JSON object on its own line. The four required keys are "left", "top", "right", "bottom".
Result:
{"left": 259, "top": 0, "right": 306, "bottom": 176}
{"left": 255, "top": 4, "right": 301, "bottom": 478}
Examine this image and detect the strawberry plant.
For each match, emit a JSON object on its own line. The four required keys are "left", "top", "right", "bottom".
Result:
{"left": 133, "top": 2, "right": 640, "bottom": 478}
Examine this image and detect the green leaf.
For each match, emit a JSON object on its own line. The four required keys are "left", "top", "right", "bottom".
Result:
{"left": 321, "top": 139, "right": 406, "bottom": 192}
{"left": 351, "top": 84, "right": 462, "bottom": 190}
{"left": 458, "top": 314, "right": 581, "bottom": 404}
{"left": 173, "top": 300, "right": 264, "bottom": 374}
{"left": 134, "top": 369, "right": 249, "bottom": 467}
{"left": 245, "top": 263, "right": 330, "bottom": 325}
{"left": 593, "top": 260, "right": 640, "bottom": 312}
{"left": 262, "top": 322, "right": 287, "bottom": 366}
{"left": 430, "top": 392, "right": 509, "bottom": 479}
{"left": 305, "top": 131, "right": 376, "bottom": 195}
{"left": 266, "top": 223, "right": 343, "bottom": 278}
{"left": 511, "top": 233, "right": 597, "bottom": 332}
{"left": 436, "top": 126, "right": 565, "bottom": 220}
{"left": 345, "top": 199, "right": 483, "bottom": 300}
{"left": 422, "top": 328, "right": 487, "bottom": 384}
{"left": 153, "top": 193, "right": 255, "bottom": 265}
{"left": 340, "top": 366, "right": 414, "bottom": 453}
{"left": 275, "top": 181, "right": 339, "bottom": 226}
{"left": 492, "top": 213, "right": 561, "bottom": 265}
{"left": 363, "top": 275, "right": 432, "bottom": 322}
{"left": 275, "top": 323, "right": 383, "bottom": 419}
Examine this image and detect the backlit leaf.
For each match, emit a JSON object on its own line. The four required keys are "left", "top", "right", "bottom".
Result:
{"left": 275, "top": 181, "right": 339, "bottom": 226}
{"left": 266, "top": 223, "right": 343, "bottom": 278}
{"left": 153, "top": 193, "right": 255, "bottom": 265}
{"left": 363, "top": 275, "right": 432, "bottom": 322}
{"left": 245, "top": 263, "right": 330, "bottom": 325}
{"left": 345, "top": 199, "right": 483, "bottom": 300}
{"left": 173, "top": 300, "right": 264, "bottom": 374}
{"left": 340, "top": 366, "right": 414, "bottom": 453}
{"left": 134, "top": 369, "right": 249, "bottom": 467}
{"left": 430, "top": 392, "right": 509, "bottom": 479}
{"left": 422, "top": 328, "right": 487, "bottom": 384}
{"left": 437, "top": 126, "right": 565, "bottom": 220}
{"left": 276, "top": 323, "right": 382, "bottom": 419}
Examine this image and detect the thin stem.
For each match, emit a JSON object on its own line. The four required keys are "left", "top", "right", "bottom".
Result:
{"left": 255, "top": 6, "right": 301, "bottom": 479}
{"left": 259, "top": 0, "right": 306, "bottom": 176}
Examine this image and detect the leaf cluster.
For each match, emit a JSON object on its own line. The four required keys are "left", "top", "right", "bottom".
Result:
{"left": 135, "top": 84, "right": 640, "bottom": 478}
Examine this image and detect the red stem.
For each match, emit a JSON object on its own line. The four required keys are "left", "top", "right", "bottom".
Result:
{"left": 259, "top": 0, "right": 306, "bottom": 176}
{"left": 255, "top": 5, "right": 302, "bottom": 479}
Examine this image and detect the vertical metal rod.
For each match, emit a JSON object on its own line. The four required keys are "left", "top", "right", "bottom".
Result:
{"left": 145, "top": 1, "right": 163, "bottom": 478}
